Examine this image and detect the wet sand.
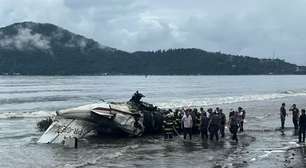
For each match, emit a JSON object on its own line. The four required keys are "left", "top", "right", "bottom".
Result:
{"left": 34, "top": 128, "right": 301, "bottom": 168}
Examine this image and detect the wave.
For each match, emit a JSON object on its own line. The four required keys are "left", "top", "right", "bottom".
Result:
{"left": 0, "top": 95, "right": 80, "bottom": 105}
{"left": 156, "top": 91, "right": 306, "bottom": 108}
{"left": 280, "top": 89, "right": 306, "bottom": 94}
{"left": 0, "top": 110, "right": 55, "bottom": 119}
{"left": 0, "top": 89, "right": 82, "bottom": 94}
{"left": 1, "top": 89, "right": 306, "bottom": 119}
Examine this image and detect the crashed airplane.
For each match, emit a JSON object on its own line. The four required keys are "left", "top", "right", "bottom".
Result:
{"left": 38, "top": 92, "right": 165, "bottom": 144}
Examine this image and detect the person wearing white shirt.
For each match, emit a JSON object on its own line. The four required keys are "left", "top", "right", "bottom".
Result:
{"left": 181, "top": 110, "right": 193, "bottom": 140}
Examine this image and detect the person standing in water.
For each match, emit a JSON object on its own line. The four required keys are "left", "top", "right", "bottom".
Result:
{"left": 208, "top": 112, "right": 220, "bottom": 141}
{"left": 182, "top": 110, "right": 193, "bottom": 140}
{"left": 207, "top": 108, "right": 213, "bottom": 119}
{"left": 163, "top": 112, "right": 174, "bottom": 139}
{"left": 280, "top": 103, "right": 287, "bottom": 130}
{"left": 200, "top": 107, "right": 206, "bottom": 116}
{"left": 299, "top": 109, "right": 306, "bottom": 143}
{"left": 289, "top": 104, "right": 300, "bottom": 130}
{"left": 200, "top": 111, "right": 209, "bottom": 139}
{"left": 229, "top": 111, "right": 240, "bottom": 142}
{"left": 238, "top": 107, "right": 246, "bottom": 132}
{"left": 219, "top": 109, "right": 226, "bottom": 138}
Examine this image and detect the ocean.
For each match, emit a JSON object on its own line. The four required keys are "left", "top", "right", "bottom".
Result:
{"left": 0, "top": 75, "right": 306, "bottom": 168}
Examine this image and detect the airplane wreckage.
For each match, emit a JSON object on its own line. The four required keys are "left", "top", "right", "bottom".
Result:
{"left": 38, "top": 92, "right": 166, "bottom": 144}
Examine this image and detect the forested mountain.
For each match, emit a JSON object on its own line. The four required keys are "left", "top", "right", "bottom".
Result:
{"left": 0, "top": 22, "right": 305, "bottom": 75}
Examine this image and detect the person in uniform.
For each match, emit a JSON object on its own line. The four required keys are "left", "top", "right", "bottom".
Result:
{"left": 200, "top": 107, "right": 206, "bottom": 115}
{"left": 200, "top": 111, "right": 209, "bottom": 139}
{"left": 280, "top": 103, "right": 287, "bottom": 130}
{"left": 129, "top": 91, "right": 144, "bottom": 104}
{"left": 299, "top": 109, "right": 306, "bottom": 143}
{"left": 289, "top": 104, "right": 300, "bottom": 130}
{"left": 163, "top": 112, "right": 174, "bottom": 139}
{"left": 219, "top": 109, "right": 226, "bottom": 138}
{"left": 208, "top": 112, "right": 220, "bottom": 141}
{"left": 207, "top": 108, "right": 213, "bottom": 119}
{"left": 195, "top": 108, "right": 201, "bottom": 133}
{"left": 229, "top": 109, "right": 235, "bottom": 118}
{"left": 173, "top": 109, "right": 182, "bottom": 134}
{"left": 190, "top": 108, "right": 198, "bottom": 133}
{"left": 229, "top": 111, "right": 240, "bottom": 142}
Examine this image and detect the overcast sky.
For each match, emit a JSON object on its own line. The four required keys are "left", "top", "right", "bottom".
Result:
{"left": 0, "top": 0, "right": 306, "bottom": 65}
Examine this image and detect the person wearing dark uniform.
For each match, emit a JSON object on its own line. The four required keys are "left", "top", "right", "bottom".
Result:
{"left": 219, "top": 109, "right": 226, "bottom": 138}
{"left": 200, "top": 107, "right": 205, "bottom": 115}
{"left": 207, "top": 108, "right": 213, "bottom": 119}
{"left": 229, "top": 112, "right": 240, "bottom": 142}
{"left": 208, "top": 112, "right": 220, "bottom": 141}
{"left": 290, "top": 104, "right": 300, "bottom": 130}
{"left": 195, "top": 108, "right": 201, "bottom": 133}
{"left": 163, "top": 113, "right": 174, "bottom": 139}
{"left": 190, "top": 108, "right": 199, "bottom": 134}
{"left": 173, "top": 109, "right": 182, "bottom": 134}
{"left": 200, "top": 111, "right": 209, "bottom": 139}
{"left": 299, "top": 109, "right": 306, "bottom": 143}
{"left": 229, "top": 109, "right": 235, "bottom": 118}
{"left": 215, "top": 107, "right": 220, "bottom": 113}
{"left": 129, "top": 91, "right": 144, "bottom": 104}
{"left": 280, "top": 103, "right": 287, "bottom": 130}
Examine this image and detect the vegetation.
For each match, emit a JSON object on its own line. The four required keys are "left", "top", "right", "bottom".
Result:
{"left": 0, "top": 22, "right": 305, "bottom": 75}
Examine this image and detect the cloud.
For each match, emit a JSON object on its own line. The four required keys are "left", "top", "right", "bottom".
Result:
{"left": 0, "top": 26, "right": 50, "bottom": 50}
{"left": 0, "top": 0, "right": 306, "bottom": 64}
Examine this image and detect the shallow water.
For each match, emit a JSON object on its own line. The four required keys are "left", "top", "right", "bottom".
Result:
{"left": 0, "top": 75, "right": 306, "bottom": 167}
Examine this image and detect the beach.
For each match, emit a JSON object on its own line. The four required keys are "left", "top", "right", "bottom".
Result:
{"left": 0, "top": 75, "right": 306, "bottom": 167}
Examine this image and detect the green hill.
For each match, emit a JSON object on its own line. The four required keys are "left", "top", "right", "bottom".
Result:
{"left": 0, "top": 22, "right": 305, "bottom": 75}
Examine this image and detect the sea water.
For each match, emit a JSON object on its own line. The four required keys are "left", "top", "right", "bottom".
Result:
{"left": 0, "top": 75, "right": 305, "bottom": 167}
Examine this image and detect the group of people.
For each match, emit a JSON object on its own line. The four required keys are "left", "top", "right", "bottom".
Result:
{"left": 162, "top": 106, "right": 246, "bottom": 142}
{"left": 280, "top": 103, "right": 306, "bottom": 143}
